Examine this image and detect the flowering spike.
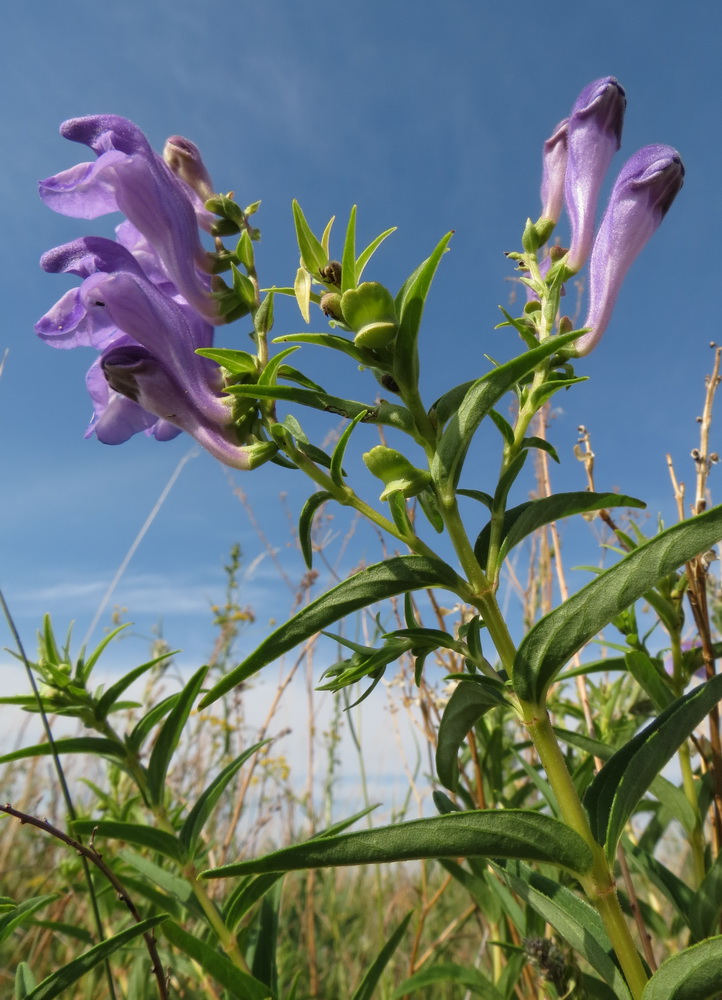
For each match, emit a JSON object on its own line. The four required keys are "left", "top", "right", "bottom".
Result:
{"left": 573, "top": 145, "right": 685, "bottom": 356}
{"left": 565, "top": 77, "right": 626, "bottom": 273}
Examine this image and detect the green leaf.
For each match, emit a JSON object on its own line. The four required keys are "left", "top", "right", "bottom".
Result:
{"left": 14, "top": 962, "right": 36, "bottom": 999}
{"left": 258, "top": 346, "right": 301, "bottom": 387}
{"left": 199, "top": 555, "right": 462, "bottom": 707}
{"left": 273, "top": 332, "right": 380, "bottom": 368}
{"left": 0, "top": 895, "right": 57, "bottom": 945}
{"left": 585, "top": 675, "right": 722, "bottom": 860}
{"left": 393, "top": 232, "right": 453, "bottom": 394}
{"left": 642, "top": 936, "right": 722, "bottom": 1000}
{"left": 162, "top": 919, "right": 272, "bottom": 1000}
{"left": 475, "top": 492, "right": 644, "bottom": 571}
{"left": 393, "top": 964, "right": 504, "bottom": 999}
{"left": 436, "top": 680, "right": 509, "bottom": 791}
{"left": 179, "top": 741, "right": 267, "bottom": 855}
{"left": 202, "top": 809, "right": 594, "bottom": 879}
{"left": 223, "top": 873, "right": 285, "bottom": 932}
{"left": 0, "top": 737, "right": 126, "bottom": 765}
{"left": 689, "top": 851, "right": 722, "bottom": 941}
{"left": 623, "top": 839, "right": 694, "bottom": 927}
{"left": 352, "top": 911, "right": 411, "bottom": 1000}
{"left": 330, "top": 409, "right": 367, "bottom": 486}
{"left": 432, "top": 331, "right": 580, "bottom": 493}
{"left": 95, "top": 653, "right": 175, "bottom": 720}
{"left": 298, "top": 491, "right": 333, "bottom": 569}
{"left": 250, "top": 880, "right": 281, "bottom": 994}
{"left": 119, "top": 849, "right": 203, "bottom": 918}
{"left": 224, "top": 383, "right": 418, "bottom": 439}
{"left": 72, "top": 820, "right": 185, "bottom": 863}
{"left": 25, "top": 915, "right": 167, "bottom": 1000}
{"left": 127, "top": 693, "right": 179, "bottom": 752}
{"left": 292, "top": 200, "right": 327, "bottom": 274}
{"left": 356, "top": 227, "right": 397, "bottom": 280}
{"left": 555, "top": 727, "right": 698, "bottom": 837}
{"left": 624, "top": 649, "right": 675, "bottom": 712}
{"left": 493, "top": 861, "right": 632, "bottom": 1000}
{"left": 341, "top": 204, "right": 357, "bottom": 292}
{"left": 147, "top": 666, "right": 208, "bottom": 806}
{"left": 513, "top": 504, "right": 722, "bottom": 705}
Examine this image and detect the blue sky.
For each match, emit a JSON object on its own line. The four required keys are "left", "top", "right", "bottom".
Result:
{"left": 2, "top": 1, "right": 721, "bottom": 689}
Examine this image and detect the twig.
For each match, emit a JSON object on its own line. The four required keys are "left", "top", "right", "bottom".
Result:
{"left": 0, "top": 803, "right": 168, "bottom": 999}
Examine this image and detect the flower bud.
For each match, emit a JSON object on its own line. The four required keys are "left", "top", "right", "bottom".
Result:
{"left": 363, "top": 445, "right": 431, "bottom": 501}
{"left": 341, "top": 282, "right": 398, "bottom": 349}
{"left": 163, "top": 135, "right": 214, "bottom": 202}
{"left": 573, "top": 145, "right": 684, "bottom": 356}
{"left": 320, "top": 292, "right": 345, "bottom": 322}
{"left": 539, "top": 118, "right": 568, "bottom": 225}
{"left": 565, "top": 77, "right": 626, "bottom": 273}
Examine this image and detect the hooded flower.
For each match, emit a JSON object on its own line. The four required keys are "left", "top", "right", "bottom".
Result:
{"left": 564, "top": 77, "right": 626, "bottom": 272}
{"left": 539, "top": 118, "right": 569, "bottom": 225}
{"left": 574, "top": 145, "right": 685, "bottom": 356}
{"left": 39, "top": 115, "right": 219, "bottom": 323}
{"left": 94, "top": 345, "right": 272, "bottom": 468}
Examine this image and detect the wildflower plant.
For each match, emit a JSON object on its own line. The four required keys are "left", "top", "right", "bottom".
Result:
{"left": 6, "top": 77, "right": 722, "bottom": 998}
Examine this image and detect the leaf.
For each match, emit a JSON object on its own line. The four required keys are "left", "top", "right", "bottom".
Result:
{"left": 0, "top": 895, "right": 57, "bottom": 945}
{"left": 224, "top": 383, "right": 418, "bottom": 438}
{"left": 297, "top": 491, "right": 332, "bottom": 569}
{"left": 258, "top": 345, "right": 300, "bottom": 387}
{"left": 584, "top": 675, "right": 722, "bottom": 860}
{"left": 689, "top": 851, "right": 722, "bottom": 941}
{"left": 623, "top": 839, "right": 694, "bottom": 927}
{"left": 436, "top": 680, "right": 509, "bottom": 791}
{"left": 513, "top": 504, "right": 722, "bottom": 705}
{"left": 642, "top": 936, "right": 722, "bottom": 1000}
{"left": 432, "top": 331, "right": 580, "bottom": 493}
{"left": 223, "top": 873, "right": 285, "bottom": 932}
{"left": 72, "top": 820, "right": 185, "bottom": 863}
{"left": 393, "top": 232, "right": 453, "bottom": 393}
{"left": 201, "top": 809, "right": 594, "bottom": 879}
{"left": 14, "top": 962, "right": 36, "bottom": 999}
{"left": 25, "top": 915, "right": 167, "bottom": 1000}
{"left": 352, "top": 911, "right": 411, "bottom": 1000}
{"left": 199, "top": 556, "right": 462, "bottom": 707}
{"left": 474, "top": 492, "right": 644, "bottom": 569}
{"left": 292, "top": 199, "right": 327, "bottom": 274}
{"left": 119, "top": 849, "right": 203, "bottom": 918}
{"left": 493, "top": 861, "right": 632, "bottom": 1000}
{"left": 356, "top": 227, "right": 397, "bottom": 280}
{"left": 250, "top": 880, "right": 281, "bottom": 994}
{"left": 555, "top": 727, "right": 698, "bottom": 837}
{"left": 294, "top": 266, "right": 311, "bottom": 322}
{"left": 179, "top": 741, "right": 267, "bottom": 855}
{"left": 330, "top": 409, "right": 367, "bottom": 486}
{"left": 341, "top": 204, "right": 357, "bottom": 292}
{"left": 147, "top": 665, "right": 208, "bottom": 806}
{"left": 0, "top": 737, "right": 126, "bottom": 765}
{"left": 127, "top": 693, "right": 179, "bottom": 752}
{"left": 273, "top": 332, "right": 379, "bottom": 367}
{"left": 161, "top": 919, "right": 272, "bottom": 1000}
{"left": 95, "top": 652, "right": 175, "bottom": 719}
{"left": 393, "top": 964, "right": 504, "bottom": 999}
{"left": 624, "top": 650, "right": 675, "bottom": 712}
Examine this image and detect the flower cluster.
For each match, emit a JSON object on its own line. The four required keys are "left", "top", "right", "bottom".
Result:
{"left": 538, "top": 77, "right": 685, "bottom": 355}
{"left": 36, "top": 116, "right": 268, "bottom": 469}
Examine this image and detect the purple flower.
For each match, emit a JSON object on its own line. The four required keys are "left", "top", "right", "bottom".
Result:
{"left": 574, "top": 145, "right": 684, "bottom": 356}
{"left": 95, "top": 345, "right": 269, "bottom": 468}
{"left": 39, "top": 116, "right": 219, "bottom": 323}
{"left": 540, "top": 118, "right": 568, "bottom": 224}
{"left": 565, "top": 77, "right": 626, "bottom": 272}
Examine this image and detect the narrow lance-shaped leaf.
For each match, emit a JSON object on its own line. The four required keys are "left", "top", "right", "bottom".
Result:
{"left": 436, "top": 680, "right": 509, "bottom": 791}
{"left": 298, "top": 491, "right": 333, "bottom": 569}
{"left": 513, "top": 503, "right": 722, "bottom": 705}
{"left": 341, "top": 204, "right": 357, "bottom": 292}
{"left": 474, "top": 491, "right": 645, "bottom": 569}
{"left": 199, "top": 556, "right": 462, "bottom": 707}
{"left": 393, "top": 232, "right": 453, "bottom": 394}
{"left": 24, "top": 915, "right": 168, "bottom": 1000}
{"left": 0, "top": 737, "right": 126, "bottom": 766}
{"left": 642, "top": 936, "right": 722, "bottom": 1000}
{"left": 432, "top": 330, "right": 581, "bottom": 493}
{"left": 493, "top": 861, "right": 632, "bottom": 1000}
{"left": 351, "top": 911, "right": 412, "bottom": 1000}
{"left": 72, "top": 820, "right": 185, "bottom": 863}
{"left": 201, "top": 809, "right": 594, "bottom": 879}
{"left": 584, "top": 674, "right": 722, "bottom": 861}
{"left": 161, "top": 920, "right": 272, "bottom": 1000}
{"left": 147, "top": 665, "right": 208, "bottom": 806}
{"left": 292, "top": 199, "right": 327, "bottom": 274}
